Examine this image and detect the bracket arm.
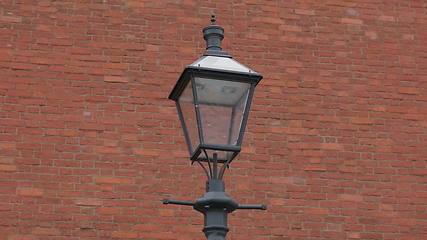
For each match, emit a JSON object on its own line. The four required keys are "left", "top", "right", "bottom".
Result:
{"left": 237, "top": 204, "right": 267, "bottom": 210}
{"left": 163, "top": 199, "right": 195, "bottom": 206}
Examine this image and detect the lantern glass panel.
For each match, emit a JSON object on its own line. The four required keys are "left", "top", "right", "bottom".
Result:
{"left": 195, "top": 77, "right": 251, "bottom": 148}
{"left": 230, "top": 85, "right": 250, "bottom": 145}
{"left": 177, "top": 80, "right": 199, "bottom": 153}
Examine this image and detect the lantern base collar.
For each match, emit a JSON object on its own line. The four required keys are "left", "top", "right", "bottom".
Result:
{"left": 163, "top": 179, "right": 267, "bottom": 240}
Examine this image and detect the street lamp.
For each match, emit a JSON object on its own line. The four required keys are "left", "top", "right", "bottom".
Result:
{"left": 163, "top": 14, "right": 266, "bottom": 240}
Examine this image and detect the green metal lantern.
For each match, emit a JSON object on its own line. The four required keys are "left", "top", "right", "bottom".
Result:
{"left": 168, "top": 16, "right": 262, "bottom": 166}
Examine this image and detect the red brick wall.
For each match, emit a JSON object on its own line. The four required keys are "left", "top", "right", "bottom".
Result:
{"left": 1, "top": 1, "right": 427, "bottom": 239}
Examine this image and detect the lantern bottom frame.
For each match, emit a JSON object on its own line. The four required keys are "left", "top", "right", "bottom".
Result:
{"left": 190, "top": 144, "right": 241, "bottom": 163}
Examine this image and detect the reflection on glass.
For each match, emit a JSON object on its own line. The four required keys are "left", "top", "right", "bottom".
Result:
{"left": 195, "top": 77, "right": 250, "bottom": 148}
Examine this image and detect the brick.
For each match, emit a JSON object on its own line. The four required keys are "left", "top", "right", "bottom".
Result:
{"left": 10, "top": 63, "right": 37, "bottom": 70}
{"left": 306, "top": 208, "right": 329, "bottom": 215}
{"left": 339, "top": 166, "right": 360, "bottom": 173}
{"left": 254, "top": 17, "right": 284, "bottom": 24}
{"left": 294, "top": 9, "right": 315, "bottom": 15}
{"left": 124, "top": 44, "right": 145, "bottom": 51}
{"left": 127, "top": 1, "right": 144, "bottom": 7}
{"left": 18, "top": 188, "right": 44, "bottom": 197}
{"left": 279, "top": 25, "right": 302, "bottom": 32}
{"left": 398, "top": 87, "right": 419, "bottom": 95}
{"left": 322, "top": 143, "right": 344, "bottom": 150}
{"left": 74, "top": 199, "right": 103, "bottom": 206}
{"left": 269, "top": 176, "right": 293, "bottom": 184}
{"left": 133, "top": 149, "right": 160, "bottom": 156}
{"left": 280, "top": 35, "right": 313, "bottom": 44}
{"left": 31, "top": 228, "right": 60, "bottom": 236}
{"left": 111, "top": 232, "right": 137, "bottom": 239}
{"left": 0, "top": 164, "right": 17, "bottom": 172}
{"left": 341, "top": 18, "right": 363, "bottom": 25}
{"left": 94, "top": 147, "right": 122, "bottom": 154}
{"left": 106, "top": 63, "right": 128, "bottom": 70}
{"left": 0, "top": 15, "right": 22, "bottom": 23}
{"left": 365, "top": 31, "right": 378, "bottom": 39}
{"left": 0, "top": 158, "right": 14, "bottom": 164}
{"left": 303, "top": 165, "right": 327, "bottom": 171}
{"left": 96, "top": 207, "right": 120, "bottom": 215}
{"left": 348, "top": 232, "right": 361, "bottom": 239}
{"left": 378, "top": 15, "right": 396, "bottom": 22}
{"left": 94, "top": 177, "right": 133, "bottom": 184}
{"left": 7, "top": 235, "right": 39, "bottom": 240}
{"left": 350, "top": 118, "right": 374, "bottom": 125}
{"left": 104, "top": 76, "right": 129, "bottom": 83}
{"left": 339, "top": 194, "right": 363, "bottom": 202}
{"left": 79, "top": 123, "right": 105, "bottom": 131}
{"left": 248, "top": 33, "right": 269, "bottom": 40}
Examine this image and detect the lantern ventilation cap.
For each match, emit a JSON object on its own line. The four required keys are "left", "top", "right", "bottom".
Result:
{"left": 203, "top": 14, "right": 230, "bottom": 57}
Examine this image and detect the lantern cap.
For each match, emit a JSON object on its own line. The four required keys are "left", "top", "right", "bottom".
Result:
{"left": 203, "top": 14, "right": 230, "bottom": 57}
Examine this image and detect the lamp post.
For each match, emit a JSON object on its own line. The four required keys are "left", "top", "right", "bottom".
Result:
{"left": 163, "top": 14, "right": 266, "bottom": 240}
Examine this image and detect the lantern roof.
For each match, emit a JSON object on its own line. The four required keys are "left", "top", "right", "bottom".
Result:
{"left": 190, "top": 55, "right": 259, "bottom": 75}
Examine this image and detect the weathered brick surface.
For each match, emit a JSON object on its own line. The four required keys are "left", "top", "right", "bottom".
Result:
{"left": 1, "top": 0, "right": 427, "bottom": 239}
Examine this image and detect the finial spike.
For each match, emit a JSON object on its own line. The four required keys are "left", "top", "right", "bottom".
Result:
{"left": 211, "top": 13, "right": 216, "bottom": 24}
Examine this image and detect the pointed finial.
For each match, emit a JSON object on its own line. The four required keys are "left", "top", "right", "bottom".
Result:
{"left": 210, "top": 13, "right": 216, "bottom": 24}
